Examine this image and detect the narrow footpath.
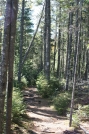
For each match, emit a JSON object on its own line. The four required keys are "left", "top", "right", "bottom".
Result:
{"left": 23, "top": 88, "right": 80, "bottom": 134}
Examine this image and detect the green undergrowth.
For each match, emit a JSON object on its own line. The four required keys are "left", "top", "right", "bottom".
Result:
{"left": 12, "top": 76, "right": 34, "bottom": 133}
{"left": 36, "top": 73, "right": 72, "bottom": 115}
{"left": 12, "top": 88, "right": 26, "bottom": 124}
{"left": 69, "top": 86, "right": 89, "bottom": 127}
{"left": 72, "top": 104, "right": 89, "bottom": 127}
{"left": 12, "top": 76, "right": 28, "bottom": 125}
{"left": 53, "top": 92, "right": 71, "bottom": 115}
{"left": 36, "top": 73, "right": 89, "bottom": 122}
{"left": 36, "top": 73, "right": 65, "bottom": 98}
{"left": 14, "top": 76, "right": 28, "bottom": 89}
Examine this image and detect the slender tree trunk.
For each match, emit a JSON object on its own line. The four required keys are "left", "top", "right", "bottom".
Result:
{"left": 5, "top": 0, "right": 18, "bottom": 133}
{"left": 53, "top": 40, "right": 57, "bottom": 72}
{"left": 69, "top": 0, "right": 80, "bottom": 126}
{"left": 57, "top": 29, "right": 61, "bottom": 78}
{"left": 84, "top": 50, "right": 88, "bottom": 80}
{"left": 18, "top": 0, "right": 25, "bottom": 82}
{"left": 40, "top": 28, "right": 43, "bottom": 71}
{"left": 80, "top": 22, "right": 84, "bottom": 79}
{"left": 53, "top": 17, "right": 57, "bottom": 72}
{"left": 78, "top": 14, "right": 82, "bottom": 79}
{"left": 62, "top": 34, "right": 65, "bottom": 77}
{"left": 57, "top": 6, "right": 61, "bottom": 78}
{"left": 22, "top": 4, "right": 45, "bottom": 66}
{"left": 44, "top": 0, "right": 51, "bottom": 80}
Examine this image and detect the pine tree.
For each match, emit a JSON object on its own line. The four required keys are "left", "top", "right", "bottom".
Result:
{"left": 44, "top": 0, "right": 51, "bottom": 80}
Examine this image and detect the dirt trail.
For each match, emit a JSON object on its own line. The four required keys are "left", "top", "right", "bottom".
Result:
{"left": 23, "top": 88, "right": 76, "bottom": 134}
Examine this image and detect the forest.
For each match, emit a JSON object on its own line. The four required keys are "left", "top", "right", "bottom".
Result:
{"left": 0, "top": 0, "right": 89, "bottom": 133}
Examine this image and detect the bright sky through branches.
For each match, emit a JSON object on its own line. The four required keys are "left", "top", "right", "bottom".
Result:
{"left": 0, "top": 16, "right": 4, "bottom": 21}
{"left": 31, "top": 2, "right": 43, "bottom": 29}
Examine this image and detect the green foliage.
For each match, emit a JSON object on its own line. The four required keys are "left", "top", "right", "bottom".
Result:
{"left": 36, "top": 0, "right": 43, "bottom": 5}
{"left": 53, "top": 92, "right": 71, "bottom": 115}
{"left": 72, "top": 104, "right": 89, "bottom": 127}
{"left": 22, "top": 61, "right": 39, "bottom": 86}
{"left": 21, "top": 76, "right": 28, "bottom": 85}
{"left": 36, "top": 73, "right": 51, "bottom": 98}
{"left": 36, "top": 73, "right": 66, "bottom": 98}
{"left": 81, "top": 105, "right": 89, "bottom": 117}
{"left": 14, "top": 76, "right": 28, "bottom": 89}
{"left": 12, "top": 88, "right": 26, "bottom": 124}
{"left": 72, "top": 113, "right": 80, "bottom": 128}
{"left": 49, "top": 77, "right": 65, "bottom": 91}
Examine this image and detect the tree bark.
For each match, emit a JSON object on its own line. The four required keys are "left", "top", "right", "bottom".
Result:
{"left": 69, "top": 0, "right": 80, "bottom": 127}
{"left": 5, "top": 0, "right": 18, "bottom": 133}
{"left": 57, "top": 6, "right": 61, "bottom": 78}
{"left": 53, "top": 16, "right": 57, "bottom": 72}
{"left": 18, "top": 0, "right": 25, "bottom": 82}
{"left": 65, "top": 6, "right": 73, "bottom": 90}
{"left": 44, "top": 0, "right": 51, "bottom": 80}
{"left": 0, "top": 0, "right": 12, "bottom": 132}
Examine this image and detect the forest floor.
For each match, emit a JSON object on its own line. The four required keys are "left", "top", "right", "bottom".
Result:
{"left": 11, "top": 87, "right": 89, "bottom": 134}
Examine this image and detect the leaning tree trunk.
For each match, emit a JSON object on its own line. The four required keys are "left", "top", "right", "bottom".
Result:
{"left": 44, "top": 0, "right": 51, "bottom": 80}
{"left": 5, "top": 0, "right": 18, "bottom": 133}
{"left": 22, "top": 4, "right": 45, "bottom": 66}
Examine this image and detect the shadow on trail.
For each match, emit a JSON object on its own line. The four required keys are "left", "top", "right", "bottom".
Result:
{"left": 27, "top": 105, "right": 67, "bottom": 120}
{"left": 24, "top": 88, "right": 67, "bottom": 121}
{"left": 29, "top": 117, "right": 42, "bottom": 122}
{"left": 28, "top": 130, "right": 37, "bottom": 134}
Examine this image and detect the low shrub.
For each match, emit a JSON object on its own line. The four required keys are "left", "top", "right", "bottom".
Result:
{"left": 49, "top": 77, "right": 65, "bottom": 91}
{"left": 22, "top": 62, "right": 39, "bottom": 86}
{"left": 72, "top": 104, "right": 89, "bottom": 127}
{"left": 12, "top": 88, "right": 26, "bottom": 124}
{"left": 72, "top": 113, "right": 80, "bottom": 128}
{"left": 36, "top": 73, "right": 51, "bottom": 98}
{"left": 36, "top": 73, "right": 66, "bottom": 98}
{"left": 53, "top": 92, "right": 71, "bottom": 115}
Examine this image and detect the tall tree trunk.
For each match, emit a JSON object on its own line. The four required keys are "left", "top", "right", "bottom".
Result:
{"left": 44, "top": 0, "right": 51, "bottom": 80}
{"left": 0, "top": 0, "right": 12, "bottom": 132}
{"left": 5, "top": 0, "right": 18, "bottom": 133}
{"left": 84, "top": 5, "right": 89, "bottom": 80}
{"left": 78, "top": 10, "right": 82, "bottom": 79}
{"left": 53, "top": 17, "right": 57, "bottom": 72}
{"left": 69, "top": 0, "right": 81, "bottom": 126}
{"left": 65, "top": 5, "right": 73, "bottom": 90}
{"left": 62, "top": 34, "right": 65, "bottom": 77}
{"left": 84, "top": 50, "right": 88, "bottom": 80}
{"left": 18, "top": 0, "right": 25, "bottom": 82}
{"left": 40, "top": 28, "right": 43, "bottom": 71}
{"left": 57, "top": 6, "right": 61, "bottom": 78}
